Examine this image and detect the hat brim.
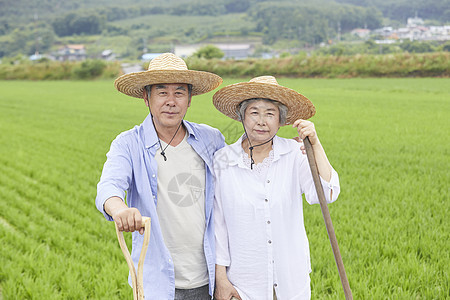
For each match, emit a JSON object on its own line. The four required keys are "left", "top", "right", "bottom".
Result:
{"left": 115, "top": 70, "right": 223, "bottom": 99}
{"left": 213, "top": 82, "right": 315, "bottom": 125}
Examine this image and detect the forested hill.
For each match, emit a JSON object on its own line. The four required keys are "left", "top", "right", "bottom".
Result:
{"left": 336, "top": 0, "right": 449, "bottom": 22}
{"left": 0, "top": 0, "right": 448, "bottom": 59}
{"left": 1, "top": 0, "right": 448, "bottom": 25}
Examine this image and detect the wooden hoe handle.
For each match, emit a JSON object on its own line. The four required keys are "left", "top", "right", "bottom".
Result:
{"left": 303, "top": 137, "right": 353, "bottom": 300}
{"left": 115, "top": 217, "right": 151, "bottom": 300}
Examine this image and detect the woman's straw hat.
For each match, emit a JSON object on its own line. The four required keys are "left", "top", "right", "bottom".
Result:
{"left": 213, "top": 76, "right": 315, "bottom": 125}
{"left": 114, "top": 53, "right": 222, "bottom": 99}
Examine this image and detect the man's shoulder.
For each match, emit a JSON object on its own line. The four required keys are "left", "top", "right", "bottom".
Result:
{"left": 214, "top": 142, "right": 231, "bottom": 157}
{"left": 186, "top": 121, "right": 224, "bottom": 145}
{"left": 187, "top": 121, "right": 221, "bottom": 135}
{"left": 213, "top": 139, "right": 240, "bottom": 166}
{"left": 112, "top": 125, "right": 141, "bottom": 145}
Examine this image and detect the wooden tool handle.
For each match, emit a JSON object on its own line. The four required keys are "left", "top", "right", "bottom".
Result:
{"left": 303, "top": 137, "right": 353, "bottom": 300}
{"left": 115, "top": 217, "right": 151, "bottom": 300}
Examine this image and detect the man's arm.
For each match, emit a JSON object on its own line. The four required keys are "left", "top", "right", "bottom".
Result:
{"left": 96, "top": 135, "right": 144, "bottom": 234}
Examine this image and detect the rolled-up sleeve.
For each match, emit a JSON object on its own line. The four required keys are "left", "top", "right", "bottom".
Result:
{"left": 319, "top": 168, "right": 340, "bottom": 203}
{"left": 95, "top": 137, "right": 133, "bottom": 221}
{"left": 299, "top": 156, "right": 340, "bottom": 205}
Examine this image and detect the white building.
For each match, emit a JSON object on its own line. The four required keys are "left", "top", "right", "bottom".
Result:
{"left": 175, "top": 43, "right": 254, "bottom": 59}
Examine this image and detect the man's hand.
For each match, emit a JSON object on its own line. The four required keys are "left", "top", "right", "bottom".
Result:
{"left": 104, "top": 196, "right": 144, "bottom": 234}
{"left": 112, "top": 207, "right": 144, "bottom": 234}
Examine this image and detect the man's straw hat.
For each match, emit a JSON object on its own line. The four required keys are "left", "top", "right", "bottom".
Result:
{"left": 114, "top": 53, "right": 222, "bottom": 99}
{"left": 213, "top": 76, "right": 315, "bottom": 125}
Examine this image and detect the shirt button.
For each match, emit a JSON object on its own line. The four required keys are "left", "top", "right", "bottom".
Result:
{"left": 267, "top": 220, "right": 271, "bottom": 224}
{"left": 268, "top": 240, "right": 272, "bottom": 244}
{"left": 274, "top": 283, "right": 278, "bottom": 288}
{"left": 265, "top": 199, "right": 268, "bottom": 202}
{"left": 267, "top": 180, "right": 270, "bottom": 183}
{"left": 152, "top": 174, "right": 156, "bottom": 178}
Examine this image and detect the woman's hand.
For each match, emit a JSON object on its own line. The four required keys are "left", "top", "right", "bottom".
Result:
{"left": 293, "top": 119, "right": 320, "bottom": 155}
{"left": 293, "top": 119, "right": 319, "bottom": 145}
{"left": 293, "top": 119, "right": 333, "bottom": 182}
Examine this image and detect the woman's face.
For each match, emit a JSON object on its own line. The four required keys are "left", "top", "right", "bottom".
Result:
{"left": 243, "top": 100, "right": 280, "bottom": 144}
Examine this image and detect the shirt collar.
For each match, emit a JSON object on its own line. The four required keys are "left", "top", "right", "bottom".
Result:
{"left": 225, "top": 134, "right": 291, "bottom": 167}
{"left": 142, "top": 114, "right": 158, "bottom": 149}
{"left": 183, "top": 119, "right": 198, "bottom": 141}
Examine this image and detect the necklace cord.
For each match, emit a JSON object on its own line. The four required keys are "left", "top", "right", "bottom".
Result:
{"left": 239, "top": 112, "right": 278, "bottom": 170}
{"left": 149, "top": 108, "right": 185, "bottom": 161}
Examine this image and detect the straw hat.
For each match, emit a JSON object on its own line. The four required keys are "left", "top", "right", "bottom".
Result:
{"left": 114, "top": 53, "right": 222, "bottom": 99}
{"left": 213, "top": 76, "right": 315, "bottom": 125}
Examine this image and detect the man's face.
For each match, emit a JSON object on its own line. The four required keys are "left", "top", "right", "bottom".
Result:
{"left": 145, "top": 83, "right": 191, "bottom": 131}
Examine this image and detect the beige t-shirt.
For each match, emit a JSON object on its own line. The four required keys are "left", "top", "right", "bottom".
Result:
{"left": 155, "top": 133, "right": 208, "bottom": 289}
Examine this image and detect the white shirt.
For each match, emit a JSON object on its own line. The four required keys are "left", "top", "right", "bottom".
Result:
{"left": 156, "top": 133, "right": 209, "bottom": 289}
{"left": 213, "top": 135, "right": 340, "bottom": 300}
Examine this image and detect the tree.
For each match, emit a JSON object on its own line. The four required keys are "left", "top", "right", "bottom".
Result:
{"left": 192, "top": 45, "right": 224, "bottom": 59}
{"left": 224, "top": 0, "right": 250, "bottom": 13}
{"left": 400, "top": 40, "right": 435, "bottom": 53}
{"left": 442, "top": 41, "right": 450, "bottom": 52}
{"left": 52, "top": 12, "right": 104, "bottom": 36}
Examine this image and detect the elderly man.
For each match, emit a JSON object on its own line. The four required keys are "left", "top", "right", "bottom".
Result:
{"left": 95, "top": 53, "right": 224, "bottom": 299}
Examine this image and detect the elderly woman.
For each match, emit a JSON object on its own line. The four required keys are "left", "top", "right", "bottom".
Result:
{"left": 212, "top": 76, "right": 340, "bottom": 300}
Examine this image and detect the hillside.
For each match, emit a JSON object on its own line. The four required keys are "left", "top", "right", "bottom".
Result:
{"left": 0, "top": 0, "right": 448, "bottom": 59}
{"left": 1, "top": 0, "right": 447, "bottom": 24}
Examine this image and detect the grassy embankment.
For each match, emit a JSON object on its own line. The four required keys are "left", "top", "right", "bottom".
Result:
{"left": 0, "top": 52, "right": 449, "bottom": 80}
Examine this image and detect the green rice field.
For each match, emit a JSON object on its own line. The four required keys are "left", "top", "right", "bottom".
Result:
{"left": 0, "top": 78, "right": 448, "bottom": 299}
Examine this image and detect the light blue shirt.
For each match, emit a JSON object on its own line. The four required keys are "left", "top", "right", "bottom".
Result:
{"left": 95, "top": 114, "right": 225, "bottom": 299}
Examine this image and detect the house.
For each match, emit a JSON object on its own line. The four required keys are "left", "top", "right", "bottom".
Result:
{"left": 373, "top": 27, "right": 393, "bottom": 38}
{"left": 215, "top": 44, "right": 253, "bottom": 60}
{"left": 101, "top": 49, "right": 116, "bottom": 61}
{"left": 174, "top": 45, "right": 200, "bottom": 58}
{"left": 407, "top": 17, "right": 424, "bottom": 27}
{"left": 351, "top": 28, "right": 371, "bottom": 39}
{"left": 175, "top": 43, "right": 254, "bottom": 59}
{"left": 428, "top": 26, "right": 450, "bottom": 41}
{"left": 371, "top": 17, "right": 450, "bottom": 43}
{"left": 55, "top": 45, "right": 86, "bottom": 61}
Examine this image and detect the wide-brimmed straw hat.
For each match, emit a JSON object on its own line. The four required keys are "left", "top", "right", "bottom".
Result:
{"left": 114, "top": 53, "right": 222, "bottom": 99}
{"left": 213, "top": 76, "right": 315, "bottom": 125}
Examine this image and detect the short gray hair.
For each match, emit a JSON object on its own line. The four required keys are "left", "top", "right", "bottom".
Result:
{"left": 237, "top": 98, "right": 287, "bottom": 125}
